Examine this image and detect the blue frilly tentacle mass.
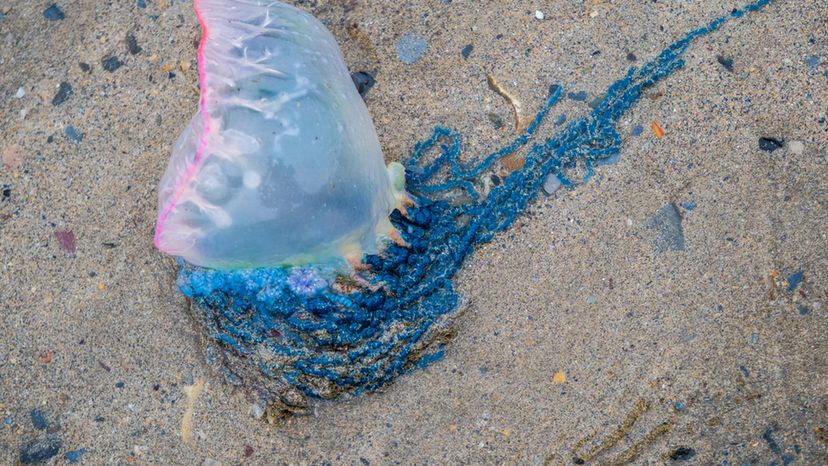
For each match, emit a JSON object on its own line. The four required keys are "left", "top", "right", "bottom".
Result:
{"left": 176, "top": 0, "right": 771, "bottom": 399}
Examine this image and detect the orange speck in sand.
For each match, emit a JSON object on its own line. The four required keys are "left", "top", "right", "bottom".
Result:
{"left": 651, "top": 121, "right": 665, "bottom": 139}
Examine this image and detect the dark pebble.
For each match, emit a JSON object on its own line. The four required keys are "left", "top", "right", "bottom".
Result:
{"left": 787, "top": 270, "right": 804, "bottom": 292}
{"left": 461, "top": 44, "right": 473, "bottom": 59}
{"left": 490, "top": 174, "right": 501, "bottom": 186}
{"left": 20, "top": 435, "right": 62, "bottom": 464}
{"left": 65, "top": 449, "right": 87, "bottom": 464}
{"left": 2, "top": 185, "right": 10, "bottom": 201}
{"left": 739, "top": 365, "right": 750, "bottom": 378}
{"left": 350, "top": 71, "right": 375, "bottom": 97}
{"left": 125, "top": 33, "right": 142, "bottom": 55}
{"left": 43, "top": 4, "right": 65, "bottom": 21}
{"left": 798, "top": 305, "right": 810, "bottom": 316}
{"left": 717, "top": 55, "right": 734, "bottom": 72}
{"left": 168, "top": 71, "right": 176, "bottom": 79}
{"left": 759, "top": 137, "right": 785, "bottom": 152}
{"left": 51, "top": 82, "right": 73, "bottom": 106}
{"left": 626, "top": 52, "right": 637, "bottom": 62}
{"left": 646, "top": 203, "right": 685, "bottom": 253}
{"left": 573, "top": 458, "right": 585, "bottom": 465}
{"left": 669, "top": 447, "right": 696, "bottom": 461}
{"left": 487, "top": 113, "right": 504, "bottom": 129}
{"left": 244, "top": 446, "right": 254, "bottom": 457}
{"left": 30, "top": 409, "right": 48, "bottom": 430}
{"left": 136, "top": 0, "right": 147, "bottom": 8}
{"left": 681, "top": 201, "right": 697, "bottom": 211}
{"left": 763, "top": 427, "right": 782, "bottom": 454}
{"left": 567, "top": 91, "right": 588, "bottom": 101}
{"left": 101, "top": 56, "right": 122, "bottom": 72}
{"left": 78, "top": 62, "right": 91, "bottom": 73}
{"left": 65, "top": 126, "right": 83, "bottom": 142}
{"left": 115, "top": 381, "right": 125, "bottom": 389}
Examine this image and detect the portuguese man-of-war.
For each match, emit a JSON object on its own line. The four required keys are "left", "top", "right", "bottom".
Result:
{"left": 154, "top": 0, "right": 773, "bottom": 418}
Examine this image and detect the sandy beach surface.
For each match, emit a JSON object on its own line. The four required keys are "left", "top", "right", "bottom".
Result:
{"left": 1, "top": 0, "right": 827, "bottom": 464}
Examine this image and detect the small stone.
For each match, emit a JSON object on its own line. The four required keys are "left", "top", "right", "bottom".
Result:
{"left": 758, "top": 137, "right": 784, "bottom": 152}
{"left": 674, "top": 402, "right": 686, "bottom": 412}
{"left": 244, "top": 446, "right": 254, "bottom": 457}
{"left": 136, "top": 0, "right": 147, "bottom": 8}
{"left": 20, "top": 435, "right": 62, "bottom": 464}
{"left": 55, "top": 230, "right": 76, "bottom": 254}
{"left": 542, "top": 174, "right": 562, "bottom": 195}
{"left": 51, "top": 82, "right": 73, "bottom": 106}
{"left": 669, "top": 447, "right": 696, "bottom": 461}
{"left": 15, "top": 87, "right": 25, "bottom": 98}
{"left": 64, "top": 449, "right": 87, "bottom": 464}
{"left": 631, "top": 125, "right": 644, "bottom": 137}
{"left": 788, "top": 140, "right": 804, "bottom": 155}
{"left": 805, "top": 55, "right": 821, "bottom": 69}
{"left": 350, "top": 71, "right": 375, "bottom": 97}
{"left": 567, "top": 91, "right": 588, "bottom": 101}
{"left": 101, "top": 56, "right": 122, "bottom": 72}
{"left": 43, "top": 4, "right": 65, "bottom": 21}
{"left": 395, "top": 33, "right": 428, "bottom": 65}
{"left": 717, "top": 55, "right": 734, "bottom": 72}
{"left": 65, "top": 126, "right": 83, "bottom": 143}
{"left": 461, "top": 44, "right": 473, "bottom": 59}
{"left": 30, "top": 409, "right": 48, "bottom": 430}
{"left": 79, "top": 62, "right": 91, "bottom": 72}
{"left": 646, "top": 203, "right": 684, "bottom": 253}
{"left": 586, "top": 295, "right": 597, "bottom": 305}
{"left": 534, "top": 10, "right": 544, "bottom": 20}
{"left": 787, "top": 270, "right": 804, "bottom": 292}
{"left": 115, "top": 381, "right": 125, "bottom": 389}
{"left": 125, "top": 33, "right": 142, "bottom": 55}
{"left": 487, "top": 113, "right": 504, "bottom": 129}
{"left": 250, "top": 401, "right": 265, "bottom": 420}
{"left": 681, "top": 201, "right": 697, "bottom": 211}
{"left": 1, "top": 185, "right": 10, "bottom": 200}
{"left": 626, "top": 52, "right": 637, "bottom": 62}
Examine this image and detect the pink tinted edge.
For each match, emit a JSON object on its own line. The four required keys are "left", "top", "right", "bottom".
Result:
{"left": 154, "top": 0, "right": 212, "bottom": 250}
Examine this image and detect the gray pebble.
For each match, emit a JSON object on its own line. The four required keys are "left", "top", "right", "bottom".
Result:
{"left": 395, "top": 33, "right": 428, "bottom": 65}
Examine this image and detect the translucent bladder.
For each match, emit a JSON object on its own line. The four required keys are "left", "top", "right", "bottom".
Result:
{"left": 154, "top": 0, "right": 404, "bottom": 269}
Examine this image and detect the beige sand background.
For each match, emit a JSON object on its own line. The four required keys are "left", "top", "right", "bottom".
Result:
{"left": 1, "top": 0, "right": 827, "bottom": 464}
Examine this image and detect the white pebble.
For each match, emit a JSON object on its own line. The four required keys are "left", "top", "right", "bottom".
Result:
{"left": 535, "top": 10, "right": 544, "bottom": 20}
{"left": 15, "top": 87, "right": 24, "bottom": 98}
{"left": 542, "top": 174, "right": 562, "bottom": 195}
{"left": 788, "top": 140, "right": 804, "bottom": 155}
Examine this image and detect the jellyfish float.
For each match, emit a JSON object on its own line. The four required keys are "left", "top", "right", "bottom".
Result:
{"left": 155, "top": 0, "right": 772, "bottom": 418}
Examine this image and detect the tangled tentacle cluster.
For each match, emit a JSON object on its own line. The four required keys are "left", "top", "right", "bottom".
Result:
{"left": 177, "top": 0, "right": 771, "bottom": 402}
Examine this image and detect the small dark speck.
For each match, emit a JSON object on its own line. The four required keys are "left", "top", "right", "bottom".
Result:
{"left": 168, "top": 71, "right": 176, "bottom": 79}
{"left": 52, "top": 82, "right": 73, "bottom": 106}
{"left": 2, "top": 185, "right": 11, "bottom": 201}
{"left": 787, "top": 270, "right": 804, "bottom": 292}
{"left": 152, "top": 383, "right": 161, "bottom": 391}
{"left": 30, "top": 409, "right": 48, "bottom": 430}
{"left": 567, "top": 91, "right": 588, "bottom": 101}
{"left": 626, "top": 52, "right": 637, "bottom": 62}
{"left": 759, "top": 137, "right": 784, "bottom": 152}
{"left": 137, "top": 0, "right": 147, "bottom": 8}
{"left": 490, "top": 174, "right": 501, "bottom": 186}
{"left": 79, "top": 62, "right": 91, "bottom": 73}
{"left": 717, "top": 55, "right": 734, "bottom": 71}
{"left": 631, "top": 125, "right": 644, "bottom": 137}
{"left": 669, "top": 447, "right": 696, "bottom": 461}
{"left": 94, "top": 416, "right": 105, "bottom": 422}
{"left": 126, "top": 33, "right": 142, "bottom": 55}
{"left": 739, "top": 365, "right": 750, "bottom": 378}
{"left": 350, "top": 71, "right": 375, "bottom": 97}
{"left": 43, "top": 4, "right": 65, "bottom": 21}
{"left": 797, "top": 305, "right": 810, "bottom": 316}
{"left": 461, "top": 44, "right": 473, "bottom": 59}
{"left": 487, "top": 113, "right": 504, "bottom": 130}
{"left": 572, "top": 458, "right": 585, "bottom": 465}
{"left": 102, "top": 56, "right": 122, "bottom": 72}
{"left": 115, "top": 381, "right": 125, "bottom": 389}
{"left": 65, "top": 126, "right": 84, "bottom": 142}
